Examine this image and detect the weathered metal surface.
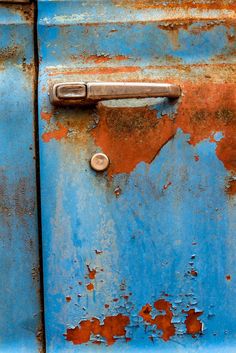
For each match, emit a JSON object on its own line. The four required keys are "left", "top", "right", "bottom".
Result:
{"left": 38, "top": 1, "right": 236, "bottom": 352}
{"left": 0, "top": 3, "right": 42, "bottom": 353}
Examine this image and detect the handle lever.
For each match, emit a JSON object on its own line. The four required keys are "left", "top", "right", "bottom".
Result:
{"left": 50, "top": 82, "right": 181, "bottom": 106}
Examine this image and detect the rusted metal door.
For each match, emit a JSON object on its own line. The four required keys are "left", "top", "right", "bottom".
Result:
{"left": 0, "top": 2, "right": 43, "bottom": 352}
{"left": 38, "top": 1, "right": 236, "bottom": 352}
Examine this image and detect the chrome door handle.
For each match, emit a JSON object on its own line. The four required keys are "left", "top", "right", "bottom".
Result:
{"left": 50, "top": 82, "right": 181, "bottom": 106}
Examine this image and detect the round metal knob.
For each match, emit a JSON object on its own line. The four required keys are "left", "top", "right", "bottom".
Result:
{"left": 90, "top": 153, "right": 110, "bottom": 172}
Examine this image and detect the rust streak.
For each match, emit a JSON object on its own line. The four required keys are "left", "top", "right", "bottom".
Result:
{"left": 83, "top": 55, "right": 112, "bottom": 64}
{"left": 81, "top": 54, "right": 130, "bottom": 64}
{"left": 112, "top": 0, "right": 236, "bottom": 10}
{"left": 48, "top": 66, "right": 141, "bottom": 76}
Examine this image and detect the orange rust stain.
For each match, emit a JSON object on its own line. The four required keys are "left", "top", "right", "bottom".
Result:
{"left": 139, "top": 303, "right": 153, "bottom": 323}
{"left": 65, "top": 319, "right": 98, "bottom": 345}
{"left": 226, "top": 179, "right": 236, "bottom": 195}
{"left": 139, "top": 300, "right": 175, "bottom": 341}
{"left": 92, "top": 83, "right": 236, "bottom": 177}
{"left": 66, "top": 296, "right": 72, "bottom": 302}
{"left": 83, "top": 55, "right": 112, "bottom": 64}
{"left": 114, "top": 55, "right": 130, "bottom": 61}
{"left": 112, "top": 0, "right": 236, "bottom": 10}
{"left": 154, "top": 299, "right": 176, "bottom": 341}
{"left": 42, "top": 122, "right": 68, "bottom": 143}
{"left": 184, "top": 309, "right": 203, "bottom": 336}
{"left": 176, "top": 83, "right": 236, "bottom": 173}
{"left": 104, "top": 304, "right": 110, "bottom": 308}
{"left": 92, "top": 104, "right": 176, "bottom": 176}
{"left": 48, "top": 66, "right": 141, "bottom": 76}
{"left": 86, "top": 283, "right": 94, "bottom": 291}
{"left": 65, "top": 314, "right": 130, "bottom": 346}
{"left": 86, "top": 265, "right": 97, "bottom": 279}
{"left": 41, "top": 111, "right": 53, "bottom": 122}
{"left": 190, "top": 269, "right": 198, "bottom": 277}
{"left": 226, "top": 274, "right": 231, "bottom": 280}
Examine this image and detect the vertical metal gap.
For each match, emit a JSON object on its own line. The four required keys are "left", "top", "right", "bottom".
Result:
{"left": 33, "top": 1, "right": 46, "bottom": 351}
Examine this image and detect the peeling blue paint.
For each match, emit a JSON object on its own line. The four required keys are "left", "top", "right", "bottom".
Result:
{"left": 38, "top": 1, "right": 236, "bottom": 352}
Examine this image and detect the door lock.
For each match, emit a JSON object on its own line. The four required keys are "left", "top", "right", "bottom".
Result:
{"left": 50, "top": 82, "right": 181, "bottom": 106}
{"left": 90, "top": 153, "right": 110, "bottom": 172}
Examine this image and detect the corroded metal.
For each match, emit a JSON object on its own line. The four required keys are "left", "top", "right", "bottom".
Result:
{"left": 38, "top": 0, "right": 236, "bottom": 352}
{"left": 0, "top": 2, "right": 42, "bottom": 353}
{"left": 50, "top": 82, "right": 181, "bottom": 105}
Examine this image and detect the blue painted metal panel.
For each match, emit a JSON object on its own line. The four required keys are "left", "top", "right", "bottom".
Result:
{"left": 38, "top": 1, "right": 236, "bottom": 352}
{"left": 0, "top": 4, "right": 42, "bottom": 353}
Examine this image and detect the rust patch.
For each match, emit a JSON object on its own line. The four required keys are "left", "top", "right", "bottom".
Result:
{"left": 32, "top": 266, "right": 40, "bottom": 281}
{"left": 139, "top": 303, "right": 153, "bottom": 323}
{"left": 112, "top": 0, "right": 236, "bottom": 10}
{"left": 0, "top": 3, "right": 34, "bottom": 23}
{"left": 65, "top": 314, "right": 130, "bottom": 345}
{"left": 226, "top": 274, "right": 231, "bottom": 280}
{"left": 42, "top": 122, "right": 68, "bottom": 142}
{"left": 225, "top": 178, "right": 236, "bottom": 195}
{"left": 154, "top": 299, "right": 176, "bottom": 341}
{"left": 92, "top": 104, "right": 176, "bottom": 176}
{"left": 176, "top": 84, "right": 236, "bottom": 173}
{"left": 0, "top": 46, "right": 21, "bottom": 67}
{"left": 66, "top": 296, "right": 72, "bottom": 302}
{"left": 190, "top": 269, "right": 198, "bottom": 277}
{"left": 158, "top": 20, "right": 226, "bottom": 32}
{"left": 14, "top": 178, "right": 34, "bottom": 217}
{"left": 184, "top": 309, "right": 203, "bottom": 336}
{"left": 41, "top": 111, "right": 53, "bottom": 123}
{"left": 86, "top": 265, "right": 97, "bottom": 279}
{"left": 139, "top": 299, "right": 175, "bottom": 341}
{"left": 92, "top": 83, "right": 236, "bottom": 177}
{"left": 86, "top": 283, "right": 94, "bottom": 291}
